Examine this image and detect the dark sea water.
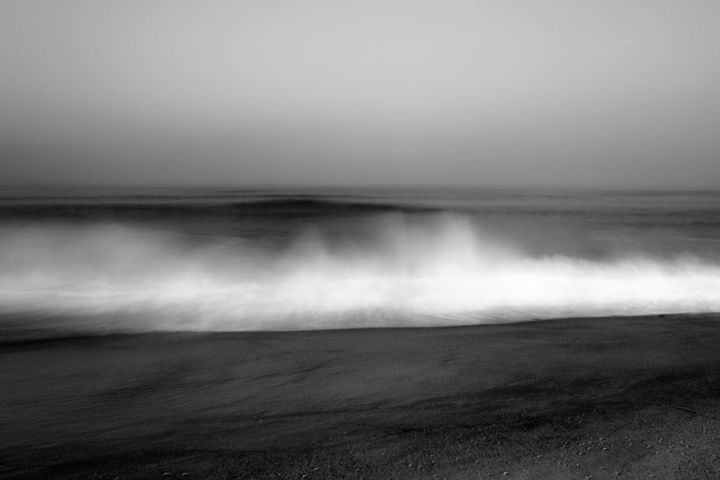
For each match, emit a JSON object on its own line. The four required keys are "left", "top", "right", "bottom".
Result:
{"left": 1, "top": 186, "right": 720, "bottom": 332}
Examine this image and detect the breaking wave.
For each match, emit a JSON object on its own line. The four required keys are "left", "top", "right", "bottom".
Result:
{"left": 1, "top": 214, "right": 720, "bottom": 331}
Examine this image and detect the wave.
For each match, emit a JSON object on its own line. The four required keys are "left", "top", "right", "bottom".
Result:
{"left": 0, "top": 195, "right": 436, "bottom": 221}
{"left": 1, "top": 214, "right": 720, "bottom": 331}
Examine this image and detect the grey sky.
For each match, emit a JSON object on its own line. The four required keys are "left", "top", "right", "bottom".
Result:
{"left": 1, "top": 0, "right": 719, "bottom": 187}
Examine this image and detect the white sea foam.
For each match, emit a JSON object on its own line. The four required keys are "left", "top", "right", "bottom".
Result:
{"left": 1, "top": 216, "right": 719, "bottom": 331}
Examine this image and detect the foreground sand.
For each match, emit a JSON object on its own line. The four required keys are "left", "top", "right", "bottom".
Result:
{"left": 2, "top": 314, "right": 720, "bottom": 479}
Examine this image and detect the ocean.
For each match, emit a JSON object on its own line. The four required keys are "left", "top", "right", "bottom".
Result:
{"left": 1, "top": 186, "right": 720, "bottom": 333}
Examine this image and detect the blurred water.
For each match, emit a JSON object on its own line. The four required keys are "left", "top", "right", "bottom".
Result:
{"left": 1, "top": 186, "right": 719, "bottom": 331}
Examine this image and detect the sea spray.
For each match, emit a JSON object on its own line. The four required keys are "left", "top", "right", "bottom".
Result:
{"left": 1, "top": 212, "right": 719, "bottom": 331}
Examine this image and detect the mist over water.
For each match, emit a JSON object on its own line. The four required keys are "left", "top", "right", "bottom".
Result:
{"left": 1, "top": 189, "right": 719, "bottom": 332}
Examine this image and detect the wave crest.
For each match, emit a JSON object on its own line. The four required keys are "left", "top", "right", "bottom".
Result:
{"left": 1, "top": 215, "right": 719, "bottom": 331}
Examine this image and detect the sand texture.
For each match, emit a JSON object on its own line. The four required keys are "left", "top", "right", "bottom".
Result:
{"left": 2, "top": 314, "right": 720, "bottom": 479}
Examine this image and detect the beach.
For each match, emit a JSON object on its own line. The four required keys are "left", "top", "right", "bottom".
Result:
{"left": 3, "top": 313, "right": 720, "bottom": 479}
{"left": 3, "top": 0, "right": 720, "bottom": 475}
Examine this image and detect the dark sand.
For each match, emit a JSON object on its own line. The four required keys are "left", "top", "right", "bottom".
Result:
{"left": 2, "top": 314, "right": 720, "bottom": 479}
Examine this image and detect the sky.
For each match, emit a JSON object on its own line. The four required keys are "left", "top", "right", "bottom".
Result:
{"left": 0, "top": 0, "right": 719, "bottom": 187}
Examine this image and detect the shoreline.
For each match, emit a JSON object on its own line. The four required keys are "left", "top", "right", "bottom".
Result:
{"left": 2, "top": 310, "right": 719, "bottom": 343}
{"left": 2, "top": 313, "right": 720, "bottom": 479}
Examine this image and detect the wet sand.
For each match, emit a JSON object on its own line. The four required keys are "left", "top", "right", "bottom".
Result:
{"left": 2, "top": 314, "right": 720, "bottom": 479}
